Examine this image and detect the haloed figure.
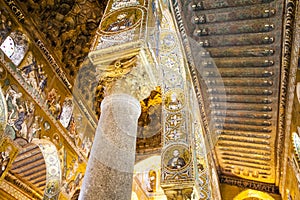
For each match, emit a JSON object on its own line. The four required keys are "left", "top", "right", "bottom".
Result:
{"left": 167, "top": 149, "right": 186, "bottom": 169}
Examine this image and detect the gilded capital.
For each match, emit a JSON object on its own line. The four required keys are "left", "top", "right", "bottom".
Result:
{"left": 164, "top": 188, "right": 193, "bottom": 200}
{"left": 89, "top": 42, "right": 158, "bottom": 101}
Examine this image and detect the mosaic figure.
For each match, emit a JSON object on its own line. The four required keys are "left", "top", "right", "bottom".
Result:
{"left": 13, "top": 104, "right": 26, "bottom": 135}
{"left": 106, "top": 13, "right": 135, "bottom": 32}
{"left": 164, "top": 90, "right": 185, "bottom": 112}
{"left": 0, "top": 10, "right": 12, "bottom": 43}
{"left": 38, "top": 73, "right": 48, "bottom": 94}
{"left": 60, "top": 97, "right": 73, "bottom": 128}
{"left": 46, "top": 88, "right": 62, "bottom": 119}
{"left": 20, "top": 52, "right": 48, "bottom": 95}
{"left": 0, "top": 146, "right": 11, "bottom": 176}
{"left": 167, "top": 149, "right": 186, "bottom": 169}
{"left": 27, "top": 116, "right": 41, "bottom": 142}
{"left": 81, "top": 136, "right": 92, "bottom": 157}
{"left": 5, "top": 86, "right": 23, "bottom": 139}
{"left": 0, "top": 84, "right": 7, "bottom": 131}
{"left": 147, "top": 170, "right": 156, "bottom": 192}
{"left": 20, "top": 52, "right": 37, "bottom": 77}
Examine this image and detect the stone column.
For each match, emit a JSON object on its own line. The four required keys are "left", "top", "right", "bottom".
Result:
{"left": 79, "top": 93, "right": 141, "bottom": 200}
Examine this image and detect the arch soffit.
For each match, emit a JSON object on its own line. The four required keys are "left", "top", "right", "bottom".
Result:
{"left": 31, "top": 139, "right": 61, "bottom": 199}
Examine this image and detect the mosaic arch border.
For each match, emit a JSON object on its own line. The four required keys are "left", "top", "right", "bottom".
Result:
{"left": 32, "top": 139, "right": 61, "bottom": 200}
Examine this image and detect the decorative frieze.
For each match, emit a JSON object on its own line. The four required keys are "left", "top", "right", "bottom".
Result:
{"left": 0, "top": 179, "right": 34, "bottom": 200}
{"left": 220, "top": 175, "right": 279, "bottom": 194}
{"left": 277, "top": 0, "right": 298, "bottom": 188}
{"left": 189, "top": 0, "right": 274, "bottom": 10}
{"left": 35, "top": 40, "right": 72, "bottom": 89}
{"left": 4, "top": 0, "right": 24, "bottom": 23}
{"left": 157, "top": 1, "right": 195, "bottom": 198}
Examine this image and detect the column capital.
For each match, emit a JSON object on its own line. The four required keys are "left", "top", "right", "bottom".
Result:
{"left": 89, "top": 42, "right": 158, "bottom": 101}
{"left": 164, "top": 187, "right": 194, "bottom": 200}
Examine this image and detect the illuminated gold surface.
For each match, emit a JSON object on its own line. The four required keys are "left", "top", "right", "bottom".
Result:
{"left": 0, "top": 0, "right": 299, "bottom": 199}
{"left": 233, "top": 189, "right": 275, "bottom": 200}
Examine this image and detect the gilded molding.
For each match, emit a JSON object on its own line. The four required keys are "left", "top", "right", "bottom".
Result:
{"left": 277, "top": 0, "right": 298, "bottom": 187}
{"left": 0, "top": 179, "right": 35, "bottom": 200}
{"left": 4, "top": 173, "right": 43, "bottom": 199}
{"left": 280, "top": 0, "right": 300, "bottom": 195}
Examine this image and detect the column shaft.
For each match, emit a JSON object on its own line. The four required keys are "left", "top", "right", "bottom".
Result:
{"left": 79, "top": 93, "right": 141, "bottom": 200}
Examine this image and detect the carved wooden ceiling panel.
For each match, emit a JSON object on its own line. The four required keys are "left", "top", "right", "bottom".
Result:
{"left": 178, "top": 0, "right": 285, "bottom": 186}
{"left": 10, "top": 142, "right": 46, "bottom": 195}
